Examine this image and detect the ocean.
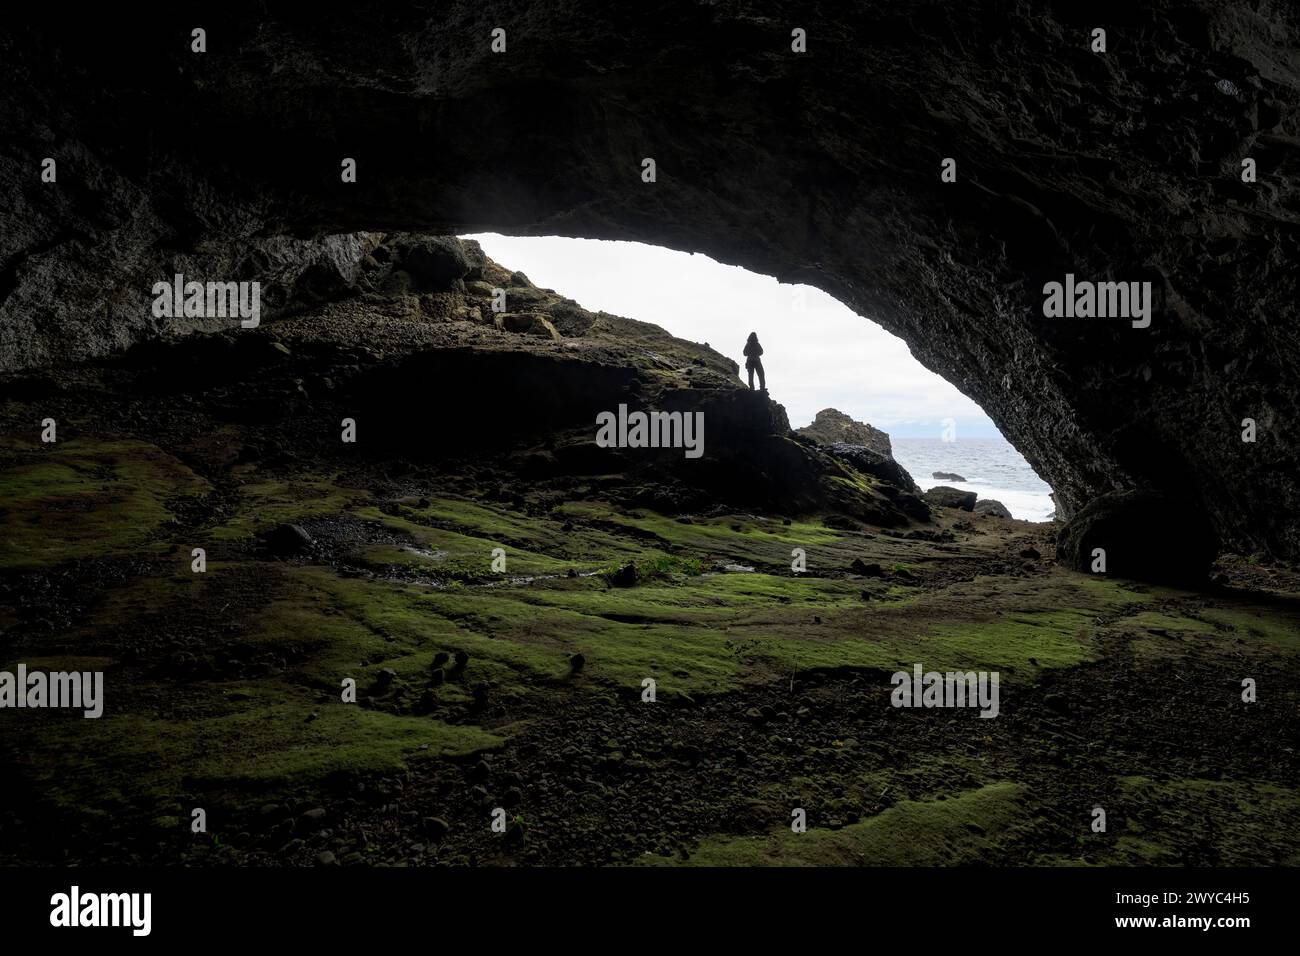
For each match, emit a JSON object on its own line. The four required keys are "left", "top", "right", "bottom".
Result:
{"left": 890, "top": 437, "right": 1055, "bottom": 522}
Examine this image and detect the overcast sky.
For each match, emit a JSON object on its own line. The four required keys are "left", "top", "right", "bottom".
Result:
{"left": 463, "top": 234, "right": 1000, "bottom": 437}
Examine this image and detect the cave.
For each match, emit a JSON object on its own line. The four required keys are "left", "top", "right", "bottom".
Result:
{"left": 6, "top": 2, "right": 1299, "bottom": 563}
{"left": 1, "top": 1, "right": 1299, "bottom": 892}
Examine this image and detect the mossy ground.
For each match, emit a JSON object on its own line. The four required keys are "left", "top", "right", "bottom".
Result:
{"left": 640, "top": 782, "right": 1029, "bottom": 866}
{"left": 2, "top": 428, "right": 1298, "bottom": 867}
{"left": 0, "top": 436, "right": 210, "bottom": 570}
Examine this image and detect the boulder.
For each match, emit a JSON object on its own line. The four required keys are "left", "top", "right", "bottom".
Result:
{"left": 391, "top": 234, "right": 471, "bottom": 290}
{"left": 1056, "top": 491, "right": 1219, "bottom": 585}
{"left": 607, "top": 562, "right": 639, "bottom": 588}
{"left": 923, "top": 486, "right": 977, "bottom": 511}
{"left": 974, "top": 498, "right": 1012, "bottom": 518}
{"left": 496, "top": 312, "right": 562, "bottom": 340}
{"left": 933, "top": 471, "right": 967, "bottom": 482}
{"left": 297, "top": 807, "right": 327, "bottom": 831}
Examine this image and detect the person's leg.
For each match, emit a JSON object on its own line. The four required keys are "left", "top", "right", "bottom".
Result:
{"left": 747, "top": 366, "right": 755, "bottom": 389}
{"left": 756, "top": 360, "right": 766, "bottom": 391}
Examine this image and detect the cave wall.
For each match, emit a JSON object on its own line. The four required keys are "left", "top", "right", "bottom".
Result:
{"left": 3, "top": 2, "right": 1299, "bottom": 558}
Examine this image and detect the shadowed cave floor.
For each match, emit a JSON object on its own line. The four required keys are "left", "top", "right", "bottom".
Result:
{"left": 1, "top": 325, "right": 1298, "bottom": 868}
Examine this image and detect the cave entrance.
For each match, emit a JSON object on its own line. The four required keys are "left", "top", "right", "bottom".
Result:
{"left": 462, "top": 233, "right": 1056, "bottom": 522}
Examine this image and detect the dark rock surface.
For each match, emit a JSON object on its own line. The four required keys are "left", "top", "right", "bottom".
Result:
{"left": 607, "top": 563, "right": 639, "bottom": 588}
{"left": 923, "top": 487, "right": 978, "bottom": 512}
{"left": 797, "top": 409, "right": 892, "bottom": 457}
{"left": 1056, "top": 491, "right": 1220, "bottom": 584}
{"left": 824, "top": 443, "right": 919, "bottom": 494}
{"left": 933, "top": 472, "right": 967, "bottom": 482}
{"left": 3, "top": 4, "right": 1299, "bottom": 562}
{"left": 391, "top": 235, "right": 472, "bottom": 291}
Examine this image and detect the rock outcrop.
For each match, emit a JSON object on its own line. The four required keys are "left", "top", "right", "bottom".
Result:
{"left": 89, "top": 235, "right": 928, "bottom": 528}
{"left": 796, "top": 409, "right": 920, "bottom": 497}
{"left": 798, "top": 409, "right": 893, "bottom": 457}
{"left": 3, "top": 4, "right": 1299, "bottom": 567}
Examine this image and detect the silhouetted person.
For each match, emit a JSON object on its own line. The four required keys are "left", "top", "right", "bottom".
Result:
{"left": 743, "top": 332, "right": 766, "bottom": 391}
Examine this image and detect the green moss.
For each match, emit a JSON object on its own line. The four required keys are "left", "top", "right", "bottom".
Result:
{"left": 208, "top": 474, "right": 366, "bottom": 542}
{"left": 255, "top": 561, "right": 1115, "bottom": 702}
{"left": 19, "top": 682, "right": 501, "bottom": 820}
{"left": 1198, "top": 606, "right": 1300, "bottom": 653}
{"left": 917, "top": 608, "right": 1098, "bottom": 673}
{"left": 1084, "top": 591, "right": 1300, "bottom": 659}
{"left": 1102, "top": 777, "right": 1300, "bottom": 866}
{"left": 1119, "top": 609, "right": 1216, "bottom": 658}
{"left": 828, "top": 473, "right": 873, "bottom": 495}
{"left": 0, "top": 437, "right": 210, "bottom": 569}
{"left": 245, "top": 567, "right": 571, "bottom": 695}
{"left": 644, "top": 782, "right": 1026, "bottom": 866}
{"left": 251, "top": 565, "right": 883, "bottom": 698}
{"left": 352, "top": 507, "right": 574, "bottom": 577}
{"left": 622, "top": 554, "right": 707, "bottom": 579}
{"left": 524, "top": 572, "right": 862, "bottom": 618}
{"left": 1072, "top": 575, "right": 1153, "bottom": 606}
{"left": 555, "top": 502, "right": 846, "bottom": 565}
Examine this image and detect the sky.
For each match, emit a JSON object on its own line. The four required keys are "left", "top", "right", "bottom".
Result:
{"left": 462, "top": 234, "right": 1001, "bottom": 438}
